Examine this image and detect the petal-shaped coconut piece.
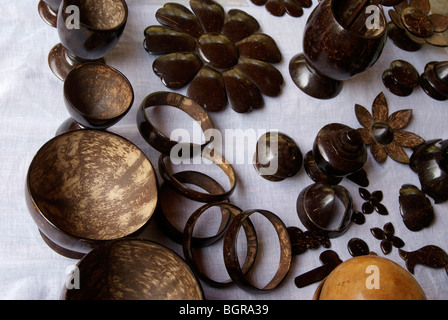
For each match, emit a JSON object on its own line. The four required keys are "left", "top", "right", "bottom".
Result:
{"left": 394, "top": 1, "right": 409, "bottom": 15}
{"left": 410, "top": 0, "right": 430, "bottom": 15}
{"left": 284, "top": 0, "right": 304, "bottom": 17}
{"left": 198, "top": 33, "right": 238, "bottom": 69}
{"left": 386, "top": 141, "right": 410, "bottom": 163}
{"left": 236, "top": 34, "right": 282, "bottom": 63}
{"left": 187, "top": 66, "right": 227, "bottom": 112}
{"left": 394, "top": 131, "right": 425, "bottom": 148}
{"left": 236, "top": 58, "right": 284, "bottom": 97}
{"left": 388, "top": 109, "right": 413, "bottom": 131}
{"left": 265, "top": 0, "right": 286, "bottom": 17}
{"left": 251, "top": 0, "right": 268, "bottom": 5}
{"left": 372, "top": 92, "right": 389, "bottom": 122}
{"left": 425, "top": 32, "right": 448, "bottom": 47}
{"left": 355, "top": 104, "right": 374, "bottom": 128}
{"left": 429, "top": 14, "right": 448, "bottom": 33}
{"left": 371, "top": 142, "right": 388, "bottom": 163}
{"left": 222, "top": 9, "right": 260, "bottom": 43}
{"left": 389, "top": 9, "right": 405, "bottom": 29}
{"left": 297, "top": 0, "right": 312, "bottom": 8}
{"left": 357, "top": 128, "right": 374, "bottom": 145}
{"left": 156, "top": 3, "right": 204, "bottom": 39}
{"left": 143, "top": 26, "right": 197, "bottom": 55}
{"left": 153, "top": 52, "right": 203, "bottom": 89}
{"left": 190, "top": 0, "right": 225, "bottom": 33}
{"left": 222, "top": 68, "right": 263, "bottom": 113}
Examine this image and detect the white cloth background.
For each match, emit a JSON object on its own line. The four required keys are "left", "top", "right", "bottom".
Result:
{"left": 1, "top": 0, "right": 447, "bottom": 300}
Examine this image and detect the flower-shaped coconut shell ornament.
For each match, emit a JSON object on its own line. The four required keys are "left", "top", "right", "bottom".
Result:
{"left": 355, "top": 92, "right": 425, "bottom": 164}
{"left": 388, "top": 0, "right": 448, "bottom": 50}
{"left": 250, "top": 0, "right": 313, "bottom": 18}
{"left": 143, "top": 0, "right": 284, "bottom": 113}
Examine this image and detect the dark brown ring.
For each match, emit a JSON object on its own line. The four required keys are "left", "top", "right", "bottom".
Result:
{"left": 157, "top": 171, "right": 232, "bottom": 247}
{"left": 158, "top": 149, "right": 237, "bottom": 202}
{"left": 296, "top": 183, "right": 353, "bottom": 238}
{"left": 223, "top": 209, "right": 292, "bottom": 292}
{"left": 183, "top": 202, "right": 258, "bottom": 288}
{"left": 136, "top": 91, "right": 215, "bottom": 156}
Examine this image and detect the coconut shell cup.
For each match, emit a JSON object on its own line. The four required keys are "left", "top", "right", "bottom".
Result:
{"left": 57, "top": 62, "right": 134, "bottom": 134}
{"left": 314, "top": 255, "right": 426, "bottom": 300}
{"left": 26, "top": 130, "right": 158, "bottom": 259}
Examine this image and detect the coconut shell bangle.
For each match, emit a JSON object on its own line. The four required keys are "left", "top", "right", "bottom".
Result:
{"left": 296, "top": 183, "right": 353, "bottom": 238}
{"left": 157, "top": 171, "right": 232, "bottom": 247}
{"left": 223, "top": 209, "right": 292, "bottom": 292}
{"left": 158, "top": 149, "right": 237, "bottom": 202}
{"left": 183, "top": 202, "right": 258, "bottom": 288}
{"left": 136, "top": 91, "right": 215, "bottom": 156}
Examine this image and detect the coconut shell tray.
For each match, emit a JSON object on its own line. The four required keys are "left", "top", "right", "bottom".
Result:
{"left": 26, "top": 0, "right": 448, "bottom": 300}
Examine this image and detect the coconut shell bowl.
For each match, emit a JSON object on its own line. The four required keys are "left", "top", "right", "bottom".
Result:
{"left": 48, "top": 0, "right": 128, "bottom": 81}
{"left": 56, "top": 62, "right": 134, "bottom": 135}
{"left": 62, "top": 239, "right": 204, "bottom": 300}
{"left": 26, "top": 130, "right": 158, "bottom": 259}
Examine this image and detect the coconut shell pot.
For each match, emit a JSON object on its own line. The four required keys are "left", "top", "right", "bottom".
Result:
{"left": 61, "top": 239, "right": 204, "bottom": 300}
{"left": 26, "top": 130, "right": 158, "bottom": 259}
{"left": 314, "top": 255, "right": 426, "bottom": 300}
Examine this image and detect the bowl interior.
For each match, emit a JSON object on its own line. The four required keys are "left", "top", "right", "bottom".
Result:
{"left": 64, "top": 239, "right": 203, "bottom": 300}
{"left": 65, "top": 63, "right": 133, "bottom": 121}
{"left": 27, "top": 130, "right": 157, "bottom": 240}
{"left": 68, "top": 0, "right": 127, "bottom": 30}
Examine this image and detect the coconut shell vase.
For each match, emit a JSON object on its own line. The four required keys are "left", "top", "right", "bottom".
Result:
{"left": 26, "top": 130, "right": 158, "bottom": 259}
{"left": 289, "top": 0, "right": 387, "bottom": 99}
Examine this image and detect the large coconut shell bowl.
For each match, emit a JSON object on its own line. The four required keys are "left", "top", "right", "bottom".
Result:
{"left": 26, "top": 130, "right": 158, "bottom": 259}
{"left": 61, "top": 239, "right": 204, "bottom": 300}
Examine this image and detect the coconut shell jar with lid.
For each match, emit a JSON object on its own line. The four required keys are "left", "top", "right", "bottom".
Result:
{"left": 305, "top": 123, "right": 368, "bottom": 186}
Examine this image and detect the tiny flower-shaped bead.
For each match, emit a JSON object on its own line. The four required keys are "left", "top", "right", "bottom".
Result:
{"left": 389, "top": 0, "right": 448, "bottom": 47}
{"left": 355, "top": 92, "right": 425, "bottom": 164}
{"left": 144, "top": 0, "right": 284, "bottom": 113}
{"left": 359, "top": 188, "right": 389, "bottom": 215}
{"left": 371, "top": 222, "right": 405, "bottom": 255}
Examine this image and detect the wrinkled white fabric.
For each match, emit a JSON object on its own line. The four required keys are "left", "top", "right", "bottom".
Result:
{"left": 1, "top": 0, "right": 447, "bottom": 300}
